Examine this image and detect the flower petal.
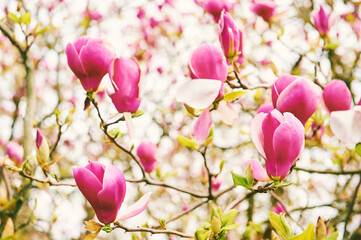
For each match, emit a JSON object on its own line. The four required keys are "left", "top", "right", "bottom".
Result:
{"left": 193, "top": 107, "right": 212, "bottom": 142}
{"left": 217, "top": 101, "right": 237, "bottom": 125}
{"left": 97, "top": 165, "right": 126, "bottom": 223}
{"left": 116, "top": 192, "right": 152, "bottom": 222}
{"left": 176, "top": 79, "right": 222, "bottom": 109}
{"left": 250, "top": 113, "right": 267, "bottom": 159}
{"left": 85, "top": 161, "right": 105, "bottom": 184}
{"left": 244, "top": 159, "right": 270, "bottom": 182}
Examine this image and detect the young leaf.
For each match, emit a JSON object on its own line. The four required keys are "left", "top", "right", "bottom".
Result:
{"left": 315, "top": 217, "right": 326, "bottom": 240}
{"left": 223, "top": 90, "right": 249, "bottom": 102}
{"left": 176, "top": 135, "right": 197, "bottom": 149}
{"left": 355, "top": 143, "right": 361, "bottom": 157}
{"left": 231, "top": 171, "right": 252, "bottom": 190}
{"left": 84, "top": 220, "right": 103, "bottom": 232}
{"left": 20, "top": 12, "right": 31, "bottom": 25}
{"left": 289, "top": 223, "right": 315, "bottom": 240}
{"left": 326, "top": 232, "right": 338, "bottom": 240}
{"left": 245, "top": 162, "right": 254, "bottom": 186}
{"left": 221, "top": 209, "right": 238, "bottom": 227}
{"left": 211, "top": 216, "right": 222, "bottom": 234}
{"left": 221, "top": 223, "right": 240, "bottom": 231}
{"left": 268, "top": 212, "right": 293, "bottom": 240}
{"left": 7, "top": 12, "right": 19, "bottom": 23}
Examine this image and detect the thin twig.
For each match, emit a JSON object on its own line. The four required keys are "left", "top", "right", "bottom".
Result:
{"left": 295, "top": 167, "right": 361, "bottom": 175}
{"left": 113, "top": 222, "right": 194, "bottom": 239}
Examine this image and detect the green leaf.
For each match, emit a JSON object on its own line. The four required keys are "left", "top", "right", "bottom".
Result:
{"left": 176, "top": 135, "right": 197, "bottom": 149}
{"left": 325, "top": 41, "right": 339, "bottom": 50}
{"left": 54, "top": 108, "right": 61, "bottom": 119}
{"left": 159, "top": 219, "right": 166, "bottom": 229}
{"left": 36, "top": 25, "right": 51, "bottom": 35}
{"left": 223, "top": 90, "right": 249, "bottom": 102}
{"left": 245, "top": 162, "right": 254, "bottom": 186}
{"left": 221, "top": 209, "right": 238, "bottom": 227}
{"left": 211, "top": 216, "right": 222, "bottom": 234}
{"left": 355, "top": 143, "right": 361, "bottom": 157}
{"left": 315, "top": 217, "right": 326, "bottom": 240}
{"left": 101, "top": 227, "right": 112, "bottom": 233}
{"left": 195, "top": 229, "right": 210, "bottom": 240}
{"left": 221, "top": 223, "right": 240, "bottom": 231}
{"left": 132, "top": 110, "right": 144, "bottom": 118}
{"left": 211, "top": 208, "right": 220, "bottom": 222}
{"left": 109, "top": 127, "right": 123, "bottom": 138}
{"left": 290, "top": 223, "right": 314, "bottom": 240}
{"left": 231, "top": 171, "right": 252, "bottom": 190}
{"left": 268, "top": 212, "right": 293, "bottom": 240}
{"left": 274, "top": 181, "right": 293, "bottom": 188}
{"left": 20, "top": 12, "right": 31, "bottom": 25}
{"left": 219, "top": 159, "right": 225, "bottom": 173}
{"left": 326, "top": 232, "right": 338, "bottom": 240}
{"left": 7, "top": 12, "right": 19, "bottom": 23}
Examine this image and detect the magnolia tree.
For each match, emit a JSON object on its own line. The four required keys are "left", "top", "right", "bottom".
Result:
{"left": 1, "top": 0, "right": 361, "bottom": 239}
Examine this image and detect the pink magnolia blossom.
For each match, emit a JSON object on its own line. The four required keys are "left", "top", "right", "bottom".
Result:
{"left": 176, "top": 44, "right": 227, "bottom": 109}
{"left": 193, "top": 107, "right": 212, "bottom": 142}
{"left": 108, "top": 57, "right": 141, "bottom": 114}
{"left": 358, "top": 99, "right": 361, "bottom": 106}
{"left": 322, "top": 80, "right": 352, "bottom": 113}
{"left": 312, "top": 5, "right": 335, "bottom": 36}
{"left": 219, "top": 10, "right": 242, "bottom": 59}
{"left": 244, "top": 158, "right": 270, "bottom": 182}
{"left": 251, "top": 109, "right": 305, "bottom": 180}
{"left": 66, "top": 37, "right": 115, "bottom": 92}
{"left": 330, "top": 106, "right": 361, "bottom": 145}
{"left": 36, "top": 129, "right": 49, "bottom": 167}
{"left": 83, "top": 9, "right": 103, "bottom": 21}
{"left": 250, "top": 0, "right": 277, "bottom": 22}
{"left": 197, "top": 0, "right": 236, "bottom": 22}
{"left": 211, "top": 176, "right": 222, "bottom": 192}
{"left": 73, "top": 161, "right": 151, "bottom": 224}
{"left": 272, "top": 74, "right": 321, "bottom": 125}
{"left": 136, "top": 142, "right": 157, "bottom": 172}
{"left": 6, "top": 141, "right": 24, "bottom": 166}
{"left": 257, "top": 102, "right": 274, "bottom": 114}
{"left": 272, "top": 202, "right": 286, "bottom": 214}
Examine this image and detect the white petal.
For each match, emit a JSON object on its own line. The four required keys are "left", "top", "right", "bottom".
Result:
{"left": 176, "top": 79, "right": 222, "bottom": 109}
{"left": 330, "top": 107, "right": 361, "bottom": 144}
{"left": 217, "top": 101, "right": 237, "bottom": 125}
{"left": 116, "top": 192, "right": 152, "bottom": 222}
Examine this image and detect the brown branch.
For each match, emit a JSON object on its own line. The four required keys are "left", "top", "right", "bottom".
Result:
{"left": 113, "top": 222, "right": 194, "bottom": 239}
{"left": 17, "top": 170, "right": 76, "bottom": 187}
{"left": 295, "top": 167, "right": 361, "bottom": 175}
{"left": 343, "top": 174, "right": 361, "bottom": 239}
{"left": 200, "top": 147, "right": 213, "bottom": 200}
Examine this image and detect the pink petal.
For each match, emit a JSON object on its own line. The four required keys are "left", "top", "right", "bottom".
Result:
{"left": 176, "top": 79, "right": 222, "bottom": 109}
{"left": 85, "top": 161, "right": 105, "bottom": 184}
{"left": 322, "top": 80, "right": 352, "bottom": 113}
{"left": 271, "top": 74, "right": 297, "bottom": 108}
{"left": 97, "top": 165, "right": 126, "bottom": 223}
{"left": 257, "top": 102, "right": 274, "bottom": 114}
{"left": 193, "top": 107, "right": 212, "bottom": 142}
{"left": 65, "top": 43, "right": 87, "bottom": 79}
{"left": 124, "top": 112, "right": 135, "bottom": 142}
{"left": 116, "top": 192, "right": 151, "bottom": 222}
{"left": 217, "top": 101, "right": 237, "bottom": 125}
{"left": 261, "top": 110, "right": 284, "bottom": 161}
{"left": 276, "top": 78, "right": 320, "bottom": 125}
{"left": 73, "top": 167, "right": 102, "bottom": 212}
{"left": 250, "top": 113, "right": 267, "bottom": 159}
{"left": 244, "top": 159, "right": 270, "bottom": 182}
{"left": 189, "top": 44, "right": 228, "bottom": 82}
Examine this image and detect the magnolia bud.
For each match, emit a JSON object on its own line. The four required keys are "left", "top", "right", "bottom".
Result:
{"left": 36, "top": 129, "right": 50, "bottom": 168}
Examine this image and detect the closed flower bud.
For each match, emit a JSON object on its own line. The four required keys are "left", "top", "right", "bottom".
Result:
{"left": 312, "top": 5, "right": 335, "bottom": 36}
{"left": 201, "top": 0, "right": 235, "bottom": 22}
{"left": 251, "top": 109, "right": 305, "bottom": 180}
{"left": 6, "top": 141, "right": 23, "bottom": 166}
{"left": 322, "top": 80, "right": 352, "bottom": 113}
{"left": 66, "top": 37, "right": 115, "bottom": 92}
{"left": 250, "top": 0, "right": 277, "bottom": 22}
{"left": 272, "top": 74, "right": 321, "bottom": 125}
{"left": 136, "top": 142, "right": 157, "bottom": 172}
{"left": 219, "top": 11, "right": 242, "bottom": 59}
{"left": 36, "top": 129, "right": 50, "bottom": 168}
{"left": 108, "top": 57, "right": 142, "bottom": 114}
{"left": 73, "top": 161, "right": 151, "bottom": 224}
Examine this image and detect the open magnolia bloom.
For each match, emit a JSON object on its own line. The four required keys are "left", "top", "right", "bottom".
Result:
{"left": 330, "top": 106, "right": 361, "bottom": 145}
{"left": 73, "top": 161, "right": 151, "bottom": 224}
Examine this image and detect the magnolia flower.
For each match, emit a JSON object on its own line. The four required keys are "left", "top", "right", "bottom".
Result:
{"left": 257, "top": 102, "right": 274, "bottom": 114}
{"left": 312, "top": 5, "right": 335, "bottom": 36}
{"left": 251, "top": 109, "right": 305, "bottom": 180}
{"left": 250, "top": 0, "right": 277, "bottom": 22}
{"left": 73, "top": 161, "right": 151, "bottom": 224}
{"left": 211, "top": 176, "right": 222, "bottom": 192}
{"left": 330, "top": 106, "right": 361, "bottom": 145}
{"left": 322, "top": 80, "right": 352, "bottom": 113}
{"left": 198, "top": 0, "right": 236, "bottom": 22}
{"left": 66, "top": 37, "right": 114, "bottom": 92}
{"left": 136, "top": 142, "right": 157, "bottom": 172}
{"left": 36, "top": 129, "right": 50, "bottom": 168}
{"left": 272, "top": 74, "right": 321, "bottom": 125}
{"left": 108, "top": 57, "right": 141, "bottom": 114}
{"left": 176, "top": 44, "right": 228, "bottom": 109}
{"left": 6, "top": 141, "right": 24, "bottom": 166}
{"left": 272, "top": 202, "right": 286, "bottom": 214}
{"left": 219, "top": 10, "right": 242, "bottom": 59}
